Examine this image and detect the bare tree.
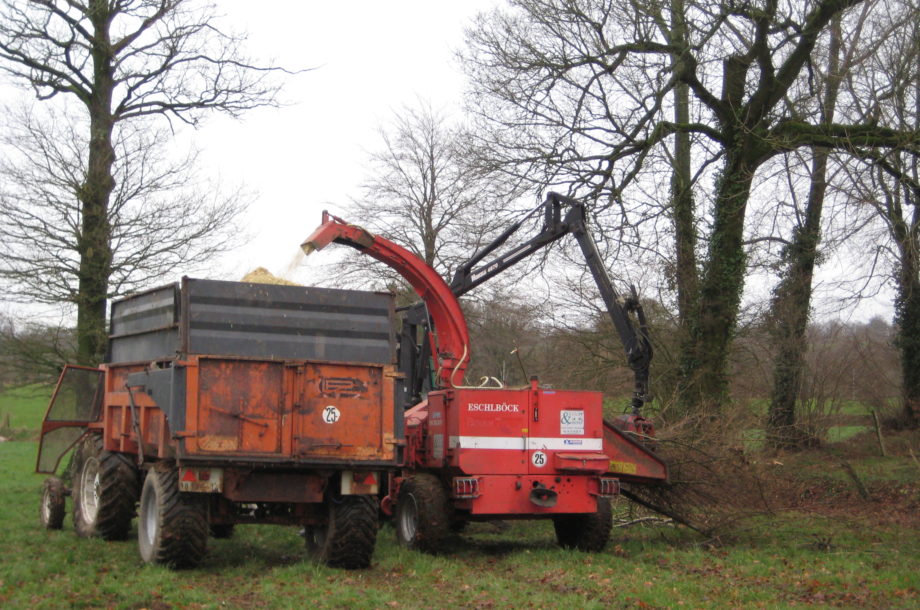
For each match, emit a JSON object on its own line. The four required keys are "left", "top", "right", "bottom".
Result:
{"left": 462, "top": 0, "right": 920, "bottom": 414}
{"left": 0, "top": 312, "right": 76, "bottom": 387}
{"left": 1, "top": 108, "right": 246, "bottom": 302}
{"left": 0, "top": 0, "right": 290, "bottom": 365}
{"left": 342, "top": 101, "right": 508, "bottom": 284}
{"left": 820, "top": 0, "right": 920, "bottom": 429}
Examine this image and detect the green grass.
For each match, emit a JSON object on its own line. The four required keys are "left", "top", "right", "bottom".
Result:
{"left": 2, "top": 440, "right": 918, "bottom": 609}
{"left": 827, "top": 425, "right": 869, "bottom": 443}
{"left": 2, "top": 386, "right": 917, "bottom": 607}
{"left": 0, "top": 384, "right": 52, "bottom": 439}
{"left": 746, "top": 398, "right": 876, "bottom": 418}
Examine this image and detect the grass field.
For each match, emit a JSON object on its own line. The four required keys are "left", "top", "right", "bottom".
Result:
{"left": 1, "top": 388, "right": 918, "bottom": 608}
{"left": 0, "top": 384, "right": 50, "bottom": 439}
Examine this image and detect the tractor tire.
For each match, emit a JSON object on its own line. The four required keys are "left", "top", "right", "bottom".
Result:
{"left": 138, "top": 464, "right": 208, "bottom": 569}
{"left": 39, "top": 476, "right": 66, "bottom": 530}
{"left": 72, "top": 434, "right": 138, "bottom": 540}
{"left": 552, "top": 497, "right": 613, "bottom": 552}
{"left": 395, "top": 473, "right": 451, "bottom": 553}
{"left": 210, "top": 523, "right": 235, "bottom": 539}
{"left": 305, "top": 494, "right": 378, "bottom": 569}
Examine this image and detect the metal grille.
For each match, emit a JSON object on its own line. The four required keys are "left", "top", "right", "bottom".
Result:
{"left": 453, "top": 477, "right": 480, "bottom": 498}
{"left": 599, "top": 478, "right": 620, "bottom": 497}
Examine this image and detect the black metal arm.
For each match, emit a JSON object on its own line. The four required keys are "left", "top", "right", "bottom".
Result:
{"left": 449, "top": 192, "right": 652, "bottom": 413}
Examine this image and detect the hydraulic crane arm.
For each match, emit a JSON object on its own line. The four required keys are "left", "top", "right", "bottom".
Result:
{"left": 450, "top": 192, "right": 652, "bottom": 412}
{"left": 301, "top": 212, "right": 471, "bottom": 388}
{"left": 302, "top": 193, "right": 652, "bottom": 413}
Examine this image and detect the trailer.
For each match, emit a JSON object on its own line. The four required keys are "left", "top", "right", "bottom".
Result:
{"left": 302, "top": 192, "right": 668, "bottom": 553}
{"left": 37, "top": 278, "right": 400, "bottom": 569}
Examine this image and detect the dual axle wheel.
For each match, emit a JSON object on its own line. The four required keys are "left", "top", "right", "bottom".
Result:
{"left": 40, "top": 434, "right": 137, "bottom": 534}
{"left": 71, "top": 435, "right": 138, "bottom": 540}
{"left": 41, "top": 435, "right": 210, "bottom": 569}
{"left": 43, "top": 434, "right": 380, "bottom": 569}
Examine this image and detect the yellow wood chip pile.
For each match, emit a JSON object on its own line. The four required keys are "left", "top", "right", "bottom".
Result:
{"left": 241, "top": 267, "right": 302, "bottom": 286}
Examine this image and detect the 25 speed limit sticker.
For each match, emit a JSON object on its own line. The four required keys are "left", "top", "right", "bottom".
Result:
{"left": 322, "top": 405, "right": 341, "bottom": 424}
{"left": 531, "top": 451, "right": 547, "bottom": 467}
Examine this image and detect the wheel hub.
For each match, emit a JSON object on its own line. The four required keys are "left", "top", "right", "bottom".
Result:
{"left": 80, "top": 457, "right": 101, "bottom": 524}
{"left": 399, "top": 494, "right": 419, "bottom": 541}
{"left": 142, "top": 482, "right": 158, "bottom": 546}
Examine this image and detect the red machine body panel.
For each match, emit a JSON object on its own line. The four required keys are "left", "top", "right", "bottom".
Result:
{"left": 526, "top": 388, "right": 604, "bottom": 475}
{"left": 449, "top": 387, "right": 530, "bottom": 475}
{"left": 602, "top": 421, "right": 668, "bottom": 481}
{"left": 433, "top": 385, "right": 606, "bottom": 478}
{"left": 456, "top": 474, "right": 602, "bottom": 515}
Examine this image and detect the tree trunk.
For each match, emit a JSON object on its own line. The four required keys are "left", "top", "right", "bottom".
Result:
{"left": 896, "top": 262, "right": 920, "bottom": 429}
{"left": 894, "top": 182, "right": 920, "bottom": 429}
{"left": 896, "top": 38, "right": 920, "bottom": 430}
{"left": 679, "top": 151, "right": 756, "bottom": 414}
{"left": 76, "top": 2, "right": 117, "bottom": 366}
{"left": 670, "top": 0, "right": 698, "bottom": 332}
{"left": 766, "top": 150, "right": 828, "bottom": 447}
{"left": 766, "top": 16, "right": 843, "bottom": 448}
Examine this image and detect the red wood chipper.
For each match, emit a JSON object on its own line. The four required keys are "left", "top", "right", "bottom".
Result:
{"left": 302, "top": 192, "right": 668, "bottom": 552}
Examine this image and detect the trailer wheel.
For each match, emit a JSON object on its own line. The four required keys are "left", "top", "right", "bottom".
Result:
{"left": 395, "top": 474, "right": 451, "bottom": 553}
{"left": 305, "top": 494, "right": 378, "bottom": 569}
{"left": 552, "top": 497, "right": 612, "bottom": 552}
{"left": 138, "top": 465, "right": 208, "bottom": 569}
{"left": 39, "top": 476, "right": 66, "bottom": 530}
{"left": 72, "top": 434, "right": 138, "bottom": 540}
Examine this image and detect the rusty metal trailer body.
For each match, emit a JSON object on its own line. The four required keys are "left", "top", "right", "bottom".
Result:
{"left": 37, "top": 278, "right": 400, "bottom": 569}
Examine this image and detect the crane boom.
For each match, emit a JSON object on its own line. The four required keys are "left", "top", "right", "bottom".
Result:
{"left": 302, "top": 193, "right": 652, "bottom": 414}
{"left": 450, "top": 192, "right": 652, "bottom": 412}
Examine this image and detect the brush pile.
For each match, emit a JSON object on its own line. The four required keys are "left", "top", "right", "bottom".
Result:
{"left": 621, "top": 416, "right": 780, "bottom": 538}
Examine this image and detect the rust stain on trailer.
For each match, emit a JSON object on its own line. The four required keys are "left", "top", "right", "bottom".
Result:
{"left": 196, "top": 358, "right": 284, "bottom": 455}
{"left": 199, "top": 435, "right": 239, "bottom": 451}
{"left": 296, "top": 363, "right": 391, "bottom": 460}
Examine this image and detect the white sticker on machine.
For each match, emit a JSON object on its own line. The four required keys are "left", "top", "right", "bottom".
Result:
{"left": 322, "top": 405, "right": 341, "bottom": 424}
{"left": 531, "top": 451, "right": 547, "bottom": 467}
{"left": 560, "top": 409, "right": 584, "bottom": 435}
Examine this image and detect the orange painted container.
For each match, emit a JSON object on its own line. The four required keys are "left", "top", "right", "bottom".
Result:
{"left": 99, "top": 356, "right": 399, "bottom": 467}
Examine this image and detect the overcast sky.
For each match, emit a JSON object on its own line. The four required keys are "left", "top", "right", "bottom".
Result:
{"left": 0, "top": 0, "right": 893, "bottom": 323}
{"left": 189, "top": 1, "right": 497, "bottom": 284}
